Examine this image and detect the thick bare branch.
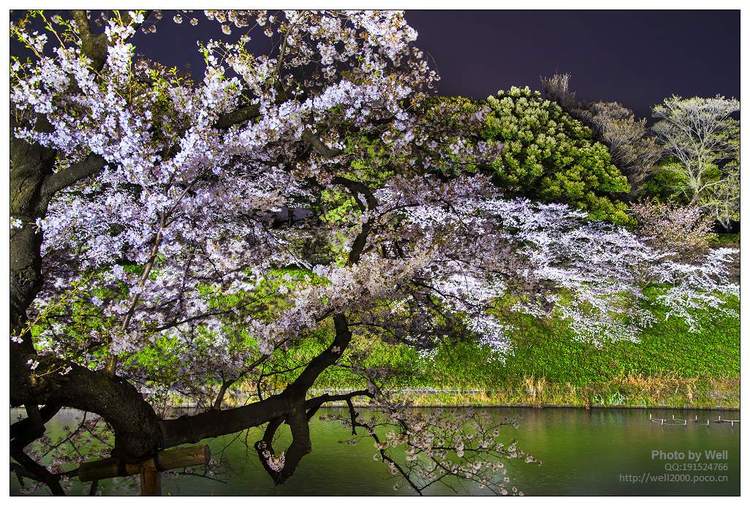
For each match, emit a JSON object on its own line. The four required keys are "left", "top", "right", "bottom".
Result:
{"left": 40, "top": 153, "right": 106, "bottom": 202}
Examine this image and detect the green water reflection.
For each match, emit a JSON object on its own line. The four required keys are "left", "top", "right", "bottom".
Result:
{"left": 10, "top": 407, "right": 739, "bottom": 496}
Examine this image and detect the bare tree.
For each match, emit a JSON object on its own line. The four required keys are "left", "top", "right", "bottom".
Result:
{"left": 540, "top": 72, "right": 578, "bottom": 112}
{"left": 584, "top": 101, "right": 663, "bottom": 190}
{"left": 652, "top": 95, "right": 740, "bottom": 228}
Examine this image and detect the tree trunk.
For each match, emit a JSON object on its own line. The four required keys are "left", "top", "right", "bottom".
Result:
{"left": 9, "top": 128, "right": 163, "bottom": 462}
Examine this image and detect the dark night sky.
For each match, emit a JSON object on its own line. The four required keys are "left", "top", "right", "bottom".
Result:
{"left": 405, "top": 10, "right": 740, "bottom": 117}
{"left": 14, "top": 10, "right": 739, "bottom": 119}
{"left": 130, "top": 10, "right": 739, "bottom": 118}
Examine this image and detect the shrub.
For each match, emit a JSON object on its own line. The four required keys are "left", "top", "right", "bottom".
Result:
{"left": 482, "top": 86, "right": 632, "bottom": 224}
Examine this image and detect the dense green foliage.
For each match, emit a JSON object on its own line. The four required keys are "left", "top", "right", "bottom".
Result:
{"left": 640, "top": 159, "right": 692, "bottom": 203}
{"left": 481, "top": 87, "right": 632, "bottom": 224}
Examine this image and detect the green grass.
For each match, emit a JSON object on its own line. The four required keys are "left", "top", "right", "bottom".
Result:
{"left": 712, "top": 232, "right": 740, "bottom": 248}
{"left": 299, "top": 291, "right": 740, "bottom": 409}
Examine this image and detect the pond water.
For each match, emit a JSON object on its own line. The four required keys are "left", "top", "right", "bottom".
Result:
{"left": 11, "top": 407, "right": 740, "bottom": 496}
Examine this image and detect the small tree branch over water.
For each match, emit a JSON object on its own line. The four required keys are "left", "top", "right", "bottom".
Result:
{"left": 9, "top": 10, "right": 738, "bottom": 495}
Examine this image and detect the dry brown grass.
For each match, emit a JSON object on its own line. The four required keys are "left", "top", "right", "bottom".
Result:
{"left": 166, "top": 375, "right": 739, "bottom": 410}
{"left": 380, "top": 375, "right": 738, "bottom": 409}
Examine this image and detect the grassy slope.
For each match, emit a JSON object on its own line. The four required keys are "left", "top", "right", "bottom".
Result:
{"left": 305, "top": 292, "right": 740, "bottom": 409}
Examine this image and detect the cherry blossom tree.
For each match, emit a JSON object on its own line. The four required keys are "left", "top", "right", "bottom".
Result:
{"left": 9, "top": 10, "right": 738, "bottom": 495}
